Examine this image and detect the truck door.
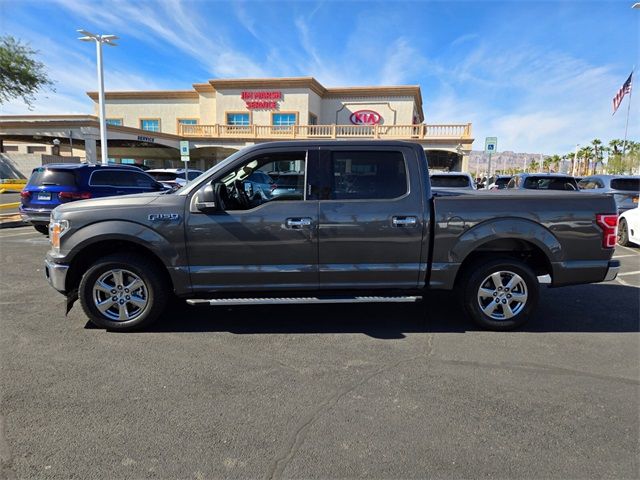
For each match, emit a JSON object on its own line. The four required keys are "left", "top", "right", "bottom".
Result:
{"left": 317, "top": 146, "right": 425, "bottom": 289}
{"left": 184, "top": 148, "right": 319, "bottom": 293}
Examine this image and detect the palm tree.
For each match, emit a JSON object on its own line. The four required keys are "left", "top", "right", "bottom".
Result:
{"left": 578, "top": 146, "right": 594, "bottom": 176}
{"left": 548, "top": 154, "right": 561, "bottom": 173}
{"left": 591, "top": 139, "right": 603, "bottom": 175}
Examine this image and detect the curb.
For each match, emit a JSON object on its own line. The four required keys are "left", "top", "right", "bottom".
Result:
{"left": 0, "top": 214, "right": 26, "bottom": 229}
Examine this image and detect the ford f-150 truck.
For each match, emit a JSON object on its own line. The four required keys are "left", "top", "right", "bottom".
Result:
{"left": 44, "top": 141, "right": 620, "bottom": 331}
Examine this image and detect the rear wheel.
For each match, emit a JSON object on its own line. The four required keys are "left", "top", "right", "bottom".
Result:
{"left": 460, "top": 258, "right": 539, "bottom": 331}
{"left": 618, "top": 219, "right": 631, "bottom": 246}
{"left": 34, "top": 224, "right": 49, "bottom": 235}
{"left": 78, "top": 253, "right": 168, "bottom": 331}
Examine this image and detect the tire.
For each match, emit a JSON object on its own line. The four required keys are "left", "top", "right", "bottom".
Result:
{"left": 78, "top": 253, "right": 169, "bottom": 331}
{"left": 618, "top": 219, "right": 631, "bottom": 247}
{"left": 460, "top": 258, "right": 539, "bottom": 331}
{"left": 34, "top": 224, "right": 49, "bottom": 235}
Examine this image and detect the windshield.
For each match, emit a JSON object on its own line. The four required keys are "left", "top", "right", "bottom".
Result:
{"left": 430, "top": 175, "right": 471, "bottom": 188}
{"left": 523, "top": 176, "right": 578, "bottom": 191}
{"left": 177, "top": 149, "right": 246, "bottom": 195}
{"left": 147, "top": 172, "right": 178, "bottom": 182}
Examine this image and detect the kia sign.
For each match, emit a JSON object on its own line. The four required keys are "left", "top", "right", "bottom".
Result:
{"left": 350, "top": 110, "right": 382, "bottom": 125}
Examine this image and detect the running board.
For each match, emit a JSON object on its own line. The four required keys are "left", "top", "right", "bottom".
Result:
{"left": 186, "top": 296, "right": 423, "bottom": 307}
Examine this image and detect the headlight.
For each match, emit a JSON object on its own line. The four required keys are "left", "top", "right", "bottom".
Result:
{"left": 49, "top": 219, "right": 69, "bottom": 252}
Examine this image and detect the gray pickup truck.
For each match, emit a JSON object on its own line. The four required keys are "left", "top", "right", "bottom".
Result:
{"left": 44, "top": 141, "right": 620, "bottom": 331}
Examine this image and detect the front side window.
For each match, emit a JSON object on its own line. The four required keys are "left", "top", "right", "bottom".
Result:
{"left": 272, "top": 113, "right": 297, "bottom": 128}
{"left": 140, "top": 119, "right": 160, "bottom": 132}
{"left": 524, "top": 176, "right": 578, "bottom": 191}
{"left": 91, "top": 170, "right": 156, "bottom": 188}
{"left": 226, "top": 113, "right": 250, "bottom": 126}
{"left": 210, "top": 151, "right": 307, "bottom": 210}
{"left": 106, "top": 118, "right": 123, "bottom": 126}
{"left": 329, "top": 151, "right": 407, "bottom": 200}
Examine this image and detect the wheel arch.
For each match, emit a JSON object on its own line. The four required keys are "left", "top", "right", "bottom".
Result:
{"left": 62, "top": 221, "right": 185, "bottom": 294}
{"left": 451, "top": 218, "right": 559, "bottom": 287}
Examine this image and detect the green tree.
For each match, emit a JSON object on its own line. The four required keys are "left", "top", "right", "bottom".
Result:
{"left": 0, "top": 36, "right": 54, "bottom": 107}
{"left": 591, "top": 139, "right": 603, "bottom": 175}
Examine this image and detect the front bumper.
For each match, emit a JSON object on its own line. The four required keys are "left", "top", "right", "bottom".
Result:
{"left": 44, "top": 257, "right": 69, "bottom": 293}
{"left": 603, "top": 260, "right": 620, "bottom": 282}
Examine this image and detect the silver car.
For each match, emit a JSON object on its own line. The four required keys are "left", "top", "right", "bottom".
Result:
{"left": 578, "top": 175, "right": 640, "bottom": 213}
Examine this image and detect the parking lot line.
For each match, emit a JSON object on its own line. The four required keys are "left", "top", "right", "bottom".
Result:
{"left": 0, "top": 231, "right": 41, "bottom": 239}
{"left": 616, "top": 245, "right": 640, "bottom": 254}
{"left": 617, "top": 270, "right": 640, "bottom": 277}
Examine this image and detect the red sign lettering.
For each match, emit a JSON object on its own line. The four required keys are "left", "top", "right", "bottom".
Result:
{"left": 350, "top": 110, "right": 382, "bottom": 125}
{"left": 241, "top": 91, "right": 282, "bottom": 109}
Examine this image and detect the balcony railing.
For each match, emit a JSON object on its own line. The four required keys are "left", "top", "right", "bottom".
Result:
{"left": 178, "top": 123, "right": 472, "bottom": 140}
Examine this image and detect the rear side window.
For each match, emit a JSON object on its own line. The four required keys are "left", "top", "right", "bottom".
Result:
{"left": 90, "top": 170, "right": 156, "bottom": 188}
{"left": 430, "top": 175, "right": 470, "bottom": 188}
{"left": 330, "top": 151, "right": 407, "bottom": 200}
{"left": 611, "top": 178, "right": 640, "bottom": 191}
{"left": 27, "top": 168, "right": 77, "bottom": 187}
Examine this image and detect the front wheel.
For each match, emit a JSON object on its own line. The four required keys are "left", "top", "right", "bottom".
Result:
{"left": 618, "top": 218, "right": 631, "bottom": 246}
{"left": 460, "top": 258, "right": 539, "bottom": 331}
{"left": 78, "top": 253, "right": 169, "bottom": 331}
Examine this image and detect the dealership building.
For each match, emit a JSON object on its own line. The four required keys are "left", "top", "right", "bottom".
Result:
{"left": 0, "top": 77, "right": 474, "bottom": 176}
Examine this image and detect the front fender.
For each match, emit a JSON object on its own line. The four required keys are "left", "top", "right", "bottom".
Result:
{"left": 57, "top": 220, "right": 190, "bottom": 295}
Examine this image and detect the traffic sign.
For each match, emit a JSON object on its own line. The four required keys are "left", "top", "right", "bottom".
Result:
{"left": 485, "top": 137, "right": 497, "bottom": 153}
{"left": 179, "top": 140, "right": 190, "bottom": 157}
{"left": 181, "top": 155, "right": 190, "bottom": 162}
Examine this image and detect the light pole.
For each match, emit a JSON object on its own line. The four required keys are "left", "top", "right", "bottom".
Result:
{"left": 78, "top": 30, "right": 118, "bottom": 165}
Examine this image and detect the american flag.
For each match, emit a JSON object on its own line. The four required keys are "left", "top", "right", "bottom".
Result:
{"left": 612, "top": 72, "right": 633, "bottom": 115}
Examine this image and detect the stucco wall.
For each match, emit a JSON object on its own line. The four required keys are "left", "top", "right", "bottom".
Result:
{"left": 321, "top": 96, "right": 415, "bottom": 125}
{"left": 102, "top": 98, "right": 200, "bottom": 134}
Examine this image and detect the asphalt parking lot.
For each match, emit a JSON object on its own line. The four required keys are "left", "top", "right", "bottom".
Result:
{"left": 1, "top": 227, "right": 638, "bottom": 479}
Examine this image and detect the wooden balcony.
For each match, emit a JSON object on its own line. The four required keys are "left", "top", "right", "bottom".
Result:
{"left": 178, "top": 123, "right": 472, "bottom": 140}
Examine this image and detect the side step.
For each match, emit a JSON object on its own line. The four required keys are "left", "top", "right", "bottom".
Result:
{"left": 186, "top": 296, "right": 423, "bottom": 307}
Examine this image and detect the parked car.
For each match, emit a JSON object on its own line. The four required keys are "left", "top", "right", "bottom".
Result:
{"left": 20, "top": 163, "right": 167, "bottom": 234}
{"left": 618, "top": 206, "right": 640, "bottom": 246}
{"left": 486, "top": 175, "right": 512, "bottom": 190}
{"left": 268, "top": 172, "right": 305, "bottom": 199}
{"left": 44, "top": 141, "right": 619, "bottom": 332}
{"left": 430, "top": 172, "right": 476, "bottom": 189}
{"left": 145, "top": 168, "right": 203, "bottom": 190}
{"left": 578, "top": 175, "right": 640, "bottom": 213}
{"left": 506, "top": 173, "right": 579, "bottom": 191}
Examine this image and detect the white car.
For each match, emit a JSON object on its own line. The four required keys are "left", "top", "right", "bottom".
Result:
{"left": 145, "top": 168, "right": 203, "bottom": 190}
{"left": 618, "top": 206, "right": 640, "bottom": 246}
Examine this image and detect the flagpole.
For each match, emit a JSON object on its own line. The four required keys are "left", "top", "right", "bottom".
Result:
{"left": 621, "top": 67, "right": 634, "bottom": 164}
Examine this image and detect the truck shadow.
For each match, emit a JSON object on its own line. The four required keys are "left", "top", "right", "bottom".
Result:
{"left": 125, "top": 283, "right": 640, "bottom": 337}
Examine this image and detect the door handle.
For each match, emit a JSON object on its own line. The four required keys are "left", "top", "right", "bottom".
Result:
{"left": 286, "top": 217, "right": 312, "bottom": 228}
{"left": 392, "top": 216, "right": 417, "bottom": 227}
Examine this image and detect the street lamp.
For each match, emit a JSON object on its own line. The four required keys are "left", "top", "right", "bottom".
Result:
{"left": 77, "top": 29, "right": 118, "bottom": 165}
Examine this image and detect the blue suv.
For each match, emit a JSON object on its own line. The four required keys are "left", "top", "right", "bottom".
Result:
{"left": 20, "top": 163, "right": 166, "bottom": 234}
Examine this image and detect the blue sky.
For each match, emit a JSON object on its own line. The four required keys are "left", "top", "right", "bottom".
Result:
{"left": 1, "top": 0, "right": 638, "bottom": 154}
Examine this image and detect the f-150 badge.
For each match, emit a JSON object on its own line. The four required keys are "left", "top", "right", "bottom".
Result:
{"left": 148, "top": 213, "right": 180, "bottom": 221}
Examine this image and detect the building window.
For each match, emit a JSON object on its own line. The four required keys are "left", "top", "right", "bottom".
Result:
{"left": 27, "top": 146, "right": 47, "bottom": 153}
{"left": 106, "top": 118, "right": 123, "bottom": 126}
{"left": 272, "top": 113, "right": 297, "bottom": 127}
{"left": 309, "top": 113, "right": 318, "bottom": 125}
{"left": 3, "top": 145, "right": 19, "bottom": 152}
{"left": 226, "top": 113, "right": 250, "bottom": 126}
{"left": 140, "top": 119, "right": 160, "bottom": 132}
{"left": 178, "top": 119, "right": 198, "bottom": 125}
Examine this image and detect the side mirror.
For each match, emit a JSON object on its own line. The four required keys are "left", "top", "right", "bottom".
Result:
{"left": 195, "top": 184, "right": 219, "bottom": 212}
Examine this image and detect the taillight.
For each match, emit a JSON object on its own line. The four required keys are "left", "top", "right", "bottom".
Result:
{"left": 20, "top": 190, "right": 31, "bottom": 199}
{"left": 270, "top": 184, "right": 277, "bottom": 192}
{"left": 58, "top": 191, "right": 92, "bottom": 200}
{"left": 596, "top": 214, "right": 618, "bottom": 248}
